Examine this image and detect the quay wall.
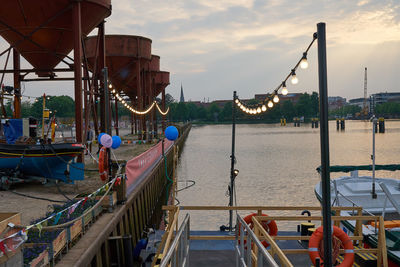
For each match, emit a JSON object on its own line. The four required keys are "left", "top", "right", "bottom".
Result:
{"left": 57, "top": 123, "right": 191, "bottom": 267}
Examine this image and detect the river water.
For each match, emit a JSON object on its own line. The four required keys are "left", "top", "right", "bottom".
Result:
{"left": 176, "top": 120, "right": 400, "bottom": 230}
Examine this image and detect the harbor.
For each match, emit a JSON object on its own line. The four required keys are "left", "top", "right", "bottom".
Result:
{"left": 0, "top": 1, "right": 399, "bottom": 267}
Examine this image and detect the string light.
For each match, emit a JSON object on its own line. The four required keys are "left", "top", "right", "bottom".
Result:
{"left": 233, "top": 31, "right": 317, "bottom": 115}
{"left": 110, "top": 88, "right": 169, "bottom": 115}
{"left": 291, "top": 69, "right": 298, "bottom": 84}
{"left": 261, "top": 105, "right": 267, "bottom": 112}
{"left": 281, "top": 82, "right": 288, "bottom": 96}
{"left": 300, "top": 52, "right": 308, "bottom": 69}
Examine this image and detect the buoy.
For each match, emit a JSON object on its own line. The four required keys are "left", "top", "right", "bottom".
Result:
{"left": 308, "top": 225, "right": 354, "bottom": 267}
{"left": 240, "top": 213, "right": 278, "bottom": 248}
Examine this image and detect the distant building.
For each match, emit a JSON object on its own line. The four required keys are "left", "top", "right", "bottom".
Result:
{"left": 180, "top": 84, "right": 185, "bottom": 103}
{"left": 328, "top": 96, "right": 346, "bottom": 110}
{"left": 348, "top": 97, "right": 368, "bottom": 109}
{"left": 371, "top": 92, "right": 400, "bottom": 105}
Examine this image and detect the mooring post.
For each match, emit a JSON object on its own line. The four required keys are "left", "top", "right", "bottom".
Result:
{"left": 229, "top": 91, "right": 237, "bottom": 231}
{"left": 317, "top": 22, "right": 333, "bottom": 267}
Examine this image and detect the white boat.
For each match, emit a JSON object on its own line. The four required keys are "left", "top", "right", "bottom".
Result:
{"left": 315, "top": 117, "right": 400, "bottom": 265}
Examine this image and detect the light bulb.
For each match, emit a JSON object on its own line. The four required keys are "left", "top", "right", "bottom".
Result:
{"left": 281, "top": 81, "right": 288, "bottom": 95}
{"left": 109, "top": 84, "right": 112, "bottom": 88}
{"left": 246, "top": 108, "right": 250, "bottom": 113}
{"left": 112, "top": 89, "right": 116, "bottom": 94}
{"left": 291, "top": 69, "right": 298, "bottom": 84}
{"left": 237, "top": 102, "right": 241, "bottom": 107}
{"left": 257, "top": 107, "right": 261, "bottom": 113}
{"left": 273, "top": 95, "right": 279, "bottom": 103}
{"left": 261, "top": 105, "right": 267, "bottom": 112}
{"left": 235, "top": 99, "right": 239, "bottom": 103}
{"left": 268, "top": 100, "right": 273, "bottom": 108}
{"left": 300, "top": 53, "right": 308, "bottom": 69}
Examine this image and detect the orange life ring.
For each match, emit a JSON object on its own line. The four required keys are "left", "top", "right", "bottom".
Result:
{"left": 241, "top": 213, "right": 278, "bottom": 248}
{"left": 99, "top": 147, "right": 108, "bottom": 181}
{"left": 308, "top": 225, "right": 354, "bottom": 267}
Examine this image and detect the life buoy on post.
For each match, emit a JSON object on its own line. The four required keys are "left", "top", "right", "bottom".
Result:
{"left": 99, "top": 147, "right": 109, "bottom": 181}
{"left": 240, "top": 213, "right": 278, "bottom": 248}
{"left": 308, "top": 225, "right": 354, "bottom": 267}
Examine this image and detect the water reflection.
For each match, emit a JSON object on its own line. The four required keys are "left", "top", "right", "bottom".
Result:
{"left": 177, "top": 120, "right": 400, "bottom": 230}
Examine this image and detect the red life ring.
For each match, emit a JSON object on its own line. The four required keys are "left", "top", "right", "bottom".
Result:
{"left": 308, "top": 225, "right": 354, "bottom": 267}
{"left": 99, "top": 147, "right": 108, "bottom": 181}
{"left": 240, "top": 213, "right": 278, "bottom": 248}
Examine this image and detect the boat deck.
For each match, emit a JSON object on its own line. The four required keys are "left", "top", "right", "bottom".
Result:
{"left": 189, "top": 230, "right": 312, "bottom": 266}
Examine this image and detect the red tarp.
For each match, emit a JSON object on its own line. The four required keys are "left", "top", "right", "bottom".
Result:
{"left": 125, "top": 139, "right": 174, "bottom": 196}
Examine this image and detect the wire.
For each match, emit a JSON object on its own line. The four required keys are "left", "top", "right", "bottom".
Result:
{"left": 8, "top": 190, "right": 67, "bottom": 203}
{"left": 176, "top": 180, "right": 196, "bottom": 192}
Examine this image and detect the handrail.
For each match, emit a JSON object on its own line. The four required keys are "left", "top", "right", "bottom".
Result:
{"left": 330, "top": 181, "right": 376, "bottom": 217}
{"left": 379, "top": 182, "right": 400, "bottom": 216}
{"left": 159, "top": 214, "right": 190, "bottom": 267}
{"left": 236, "top": 214, "right": 279, "bottom": 267}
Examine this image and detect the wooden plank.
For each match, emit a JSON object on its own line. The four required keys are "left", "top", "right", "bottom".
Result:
{"left": 271, "top": 236, "right": 363, "bottom": 241}
{"left": 254, "top": 215, "right": 377, "bottom": 221}
{"left": 163, "top": 206, "right": 362, "bottom": 211}
{"left": 189, "top": 236, "right": 236, "bottom": 240}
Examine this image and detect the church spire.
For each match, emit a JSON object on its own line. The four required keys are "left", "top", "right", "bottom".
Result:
{"left": 180, "top": 83, "right": 185, "bottom": 103}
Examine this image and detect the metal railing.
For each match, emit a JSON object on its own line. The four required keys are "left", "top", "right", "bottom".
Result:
{"left": 159, "top": 213, "right": 190, "bottom": 267}
{"left": 235, "top": 214, "right": 279, "bottom": 267}
{"left": 380, "top": 182, "right": 400, "bottom": 218}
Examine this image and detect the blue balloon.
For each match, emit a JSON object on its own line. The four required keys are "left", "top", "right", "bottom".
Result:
{"left": 111, "top": 136, "right": 122, "bottom": 149}
{"left": 165, "top": 126, "right": 179, "bottom": 141}
{"left": 98, "top": 133, "right": 106, "bottom": 144}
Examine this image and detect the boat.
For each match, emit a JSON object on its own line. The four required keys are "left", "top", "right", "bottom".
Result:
{"left": 315, "top": 117, "right": 400, "bottom": 266}
{"left": 0, "top": 118, "right": 84, "bottom": 188}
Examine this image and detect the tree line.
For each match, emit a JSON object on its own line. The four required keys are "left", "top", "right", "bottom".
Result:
{"left": 168, "top": 92, "right": 320, "bottom": 123}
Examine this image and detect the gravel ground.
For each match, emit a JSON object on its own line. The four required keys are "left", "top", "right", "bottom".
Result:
{"left": 0, "top": 141, "right": 155, "bottom": 225}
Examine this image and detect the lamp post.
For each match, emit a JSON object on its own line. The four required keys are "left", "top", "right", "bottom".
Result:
{"left": 317, "top": 22, "right": 333, "bottom": 267}
{"left": 229, "top": 91, "right": 237, "bottom": 231}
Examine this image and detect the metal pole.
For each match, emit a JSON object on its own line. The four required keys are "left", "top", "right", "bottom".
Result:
{"left": 13, "top": 48, "right": 21, "bottom": 118}
{"left": 73, "top": 0, "right": 83, "bottom": 162}
{"left": 102, "top": 67, "right": 111, "bottom": 135}
{"left": 317, "top": 22, "right": 332, "bottom": 267}
{"left": 115, "top": 96, "right": 119, "bottom": 136}
{"left": 372, "top": 116, "right": 377, "bottom": 198}
{"left": 229, "top": 91, "right": 237, "bottom": 231}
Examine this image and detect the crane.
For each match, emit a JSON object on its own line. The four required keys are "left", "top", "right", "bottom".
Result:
{"left": 362, "top": 67, "right": 368, "bottom": 116}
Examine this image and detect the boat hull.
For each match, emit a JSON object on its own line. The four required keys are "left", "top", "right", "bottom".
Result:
{"left": 0, "top": 143, "right": 84, "bottom": 183}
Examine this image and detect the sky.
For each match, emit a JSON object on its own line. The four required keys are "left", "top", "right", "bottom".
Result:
{"left": 1, "top": 0, "right": 400, "bottom": 102}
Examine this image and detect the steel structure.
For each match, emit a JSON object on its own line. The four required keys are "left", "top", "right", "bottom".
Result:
{"left": 85, "top": 35, "right": 169, "bottom": 139}
{"left": 0, "top": 0, "right": 112, "bottom": 162}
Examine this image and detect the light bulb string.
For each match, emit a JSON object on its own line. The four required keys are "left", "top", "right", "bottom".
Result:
{"left": 110, "top": 88, "right": 169, "bottom": 116}
{"left": 235, "top": 32, "right": 317, "bottom": 115}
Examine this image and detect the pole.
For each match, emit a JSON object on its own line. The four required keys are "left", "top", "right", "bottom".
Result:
{"left": 317, "top": 22, "right": 332, "bottom": 267}
{"left": 372, "top": 116, "right": 377, "bottom": 198}
{"left": 73, "top": 0, "right": 83, "bottom": 162}
{"left": 13, "top": 48, "right": 21, "bottom": 119}
{"left": 229, "top": 91, "right": 237, "bottom": 231}
{"left": 42, "top": 93, "right": 46, "bottom": 139}
{"left": 102, "top": 67, "right": 111, "bottom": 135}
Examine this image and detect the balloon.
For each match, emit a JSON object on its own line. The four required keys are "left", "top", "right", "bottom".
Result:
{"left": 100, "top": 134, "right": 113, "bottom": 148}
{"left": 165, "top": 126, "right": 179, "bottom": 141}
{"left": 111, "top": 136, "right": 122, "bottom": 149}
{"left": 98, "top": 133, "right": 106, "bottom": 144}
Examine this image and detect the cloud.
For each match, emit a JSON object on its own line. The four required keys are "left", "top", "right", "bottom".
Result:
{"left": 0, "top": 0, "right": 400, "bottom": 101}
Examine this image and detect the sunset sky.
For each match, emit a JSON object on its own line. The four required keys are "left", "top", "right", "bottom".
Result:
{"left": 1, "top": 0, "right": 400, "bottom": 102}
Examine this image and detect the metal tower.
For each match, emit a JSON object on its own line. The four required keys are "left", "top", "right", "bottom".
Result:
{"left": 363, "top": 67, "right": 368, "bottom": 115}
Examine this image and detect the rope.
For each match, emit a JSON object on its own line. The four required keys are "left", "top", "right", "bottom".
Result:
{"left": 8, "top": 190, "right": 67, "bottom": 203}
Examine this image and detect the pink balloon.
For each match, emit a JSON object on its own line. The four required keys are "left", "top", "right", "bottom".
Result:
{"left": 100, "top": 134, "right": 113, "bottom": 148}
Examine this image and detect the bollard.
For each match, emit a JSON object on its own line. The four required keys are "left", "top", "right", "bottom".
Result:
{"left": 379, "top": 117, "right": 385, "bottom": 133}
